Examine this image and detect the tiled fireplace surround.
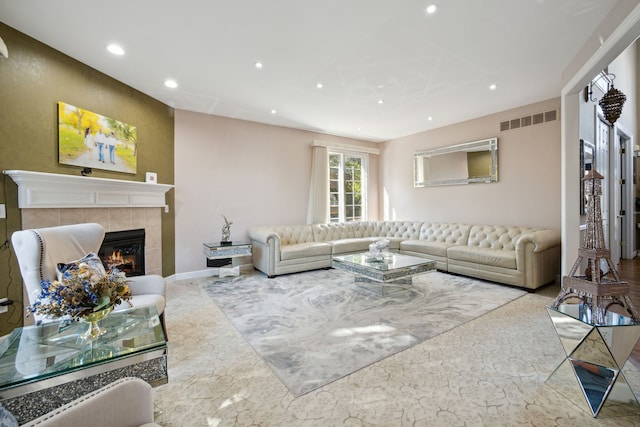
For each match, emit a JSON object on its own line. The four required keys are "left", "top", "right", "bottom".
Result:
{"left": 5, "top": 170, "right": 173, "bottom": 324}
{"left": 3, "top": 170, "right": 173, "bottom": 325}
{"left": 20, "top": 207, "right": 163, "bottom": 277}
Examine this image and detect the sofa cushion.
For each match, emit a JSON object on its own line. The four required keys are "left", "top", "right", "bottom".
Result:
{"left": 280, "top": 242, "right": 332, "bottom": 261}
{"left": 447, "top": 245, "right": 516, "bottom": 269}
{"left": 400, "top": 240, "right": 454, "bottom": 257}
{"left": 331, "top": 238, "right": 377, "bottom": 254}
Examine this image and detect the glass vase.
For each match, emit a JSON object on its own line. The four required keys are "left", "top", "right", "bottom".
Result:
{"left": 79, "top": 305, "right": 114, "bottom": 340}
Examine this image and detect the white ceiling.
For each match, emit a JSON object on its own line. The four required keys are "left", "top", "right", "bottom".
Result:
{"left": 0, "top": 0, "right": 618, "bottom": 142}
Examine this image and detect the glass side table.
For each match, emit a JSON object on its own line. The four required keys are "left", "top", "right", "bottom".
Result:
{"left": 0, "top": 305, "right": 167, "bottom": 424}
{"left": 203, "top": 242, "right": 251, "bottom": 277}
{"left": 546, "top": 303, "right": 640, "bottom": 417}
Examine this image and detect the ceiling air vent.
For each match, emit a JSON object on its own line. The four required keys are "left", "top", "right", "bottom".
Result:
{"left": 500, "top": 121, "right": 510, "bottom": 131}
{"left": 521, "top": 116, "right": 532, "bottom": 127}
{"left": 510, "top": 118, "right": 521, "bottom": 129}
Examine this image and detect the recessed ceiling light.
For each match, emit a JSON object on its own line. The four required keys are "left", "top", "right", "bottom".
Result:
{"left": 164, "top": 80, "right": 178, "bottom": 89}
{"left": 426, "top": 4, "right": 438, "bottom": 14}
{"left": 106, "top": 44, "right": 125, "bottom": 55}
{"left": 489, "top": 84, "right": 497, "bottom": 90}
{"left": 270, "top": 109, "right": 277, "bottom": 115}
{"left": 428, "top": 116, "right": 433, "bottom": 121}
{"left": 255, "top": 62, "right": 263, "bottom": 69}
{"left": 316, "top": 82, "right": 323, "bottom": 89}
{"left": 378, "top": 99, "right": 384, "bottom": 104}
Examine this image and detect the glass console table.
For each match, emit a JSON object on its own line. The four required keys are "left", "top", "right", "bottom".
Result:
{"left": 0, "top": 305, "right": 167, "bottom": 424}
{"left": 546, "top": 303, "right": 640, "bottom": 417}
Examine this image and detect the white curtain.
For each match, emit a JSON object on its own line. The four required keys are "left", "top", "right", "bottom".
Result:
{"left": 307, "top": 145, "right": 329, "bottom": 224}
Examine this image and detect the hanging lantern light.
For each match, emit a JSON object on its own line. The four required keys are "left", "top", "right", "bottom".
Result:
{"left": 598, "top": 84, "right": 626, "bottom": 125}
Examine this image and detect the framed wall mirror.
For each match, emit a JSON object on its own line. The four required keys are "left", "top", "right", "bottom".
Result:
{"left": 414, "top": 138, "right": 498, "bottom": 187}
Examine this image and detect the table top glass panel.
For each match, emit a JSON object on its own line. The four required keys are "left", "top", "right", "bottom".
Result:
{"left": 203, "top": 242, "right": 250, "bottom": 249}
{"left": 548, "top": 303, "right": 637, "bottom": 326}
{"left": 0, "top": 305, "right": 165, "bottom": 390}
{"left": 334, "top": 253, "right": 433, "bottom": 272}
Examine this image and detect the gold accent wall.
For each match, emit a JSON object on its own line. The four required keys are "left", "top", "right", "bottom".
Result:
{"left": 0, "top": 22, "right": 175, "bottom": 334}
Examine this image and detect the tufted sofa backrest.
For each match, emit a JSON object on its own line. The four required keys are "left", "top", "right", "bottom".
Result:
{"left": 419, "top": 223, "right": 471, "bottom": 244}
{"left": 351, "top": 221, "right": 387, "bottom": 238}
{"left": 466, "top": 225, "right": 537, "bottom": 250}
{"left": 312, "top": 223, "right": 356, "bottom": 242}
{"left": 382, "top": 221, "right": 422, "bottom": 239}
{"left": 272, "top": 225, "right": 315, "bottom": 246}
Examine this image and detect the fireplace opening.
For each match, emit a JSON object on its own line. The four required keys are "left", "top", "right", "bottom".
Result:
{"left": 98, "top": 229, "right": 145, "bottom": 277}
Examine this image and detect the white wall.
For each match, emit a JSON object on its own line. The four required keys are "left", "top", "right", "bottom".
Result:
{"left": 380, "top": 98, "right": 561, "bottom": 229}
{"left": 174, "top": 110, "right": 380, "bottom": 274}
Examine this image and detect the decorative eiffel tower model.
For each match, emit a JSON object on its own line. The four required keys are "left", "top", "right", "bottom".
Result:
{"left": 552, "top": 169, "right": 639, "bottom": 325}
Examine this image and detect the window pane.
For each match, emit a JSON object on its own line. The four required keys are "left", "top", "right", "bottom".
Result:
{"left": 328, "top": 151, "right": 367, "bottom": 223}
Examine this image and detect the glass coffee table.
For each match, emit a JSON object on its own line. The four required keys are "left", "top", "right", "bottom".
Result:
{"left": 0, "top": 305, "right": 167, "bottom": 424}
{"left": 333, "top": 252, "right": 436, "bottom": 293}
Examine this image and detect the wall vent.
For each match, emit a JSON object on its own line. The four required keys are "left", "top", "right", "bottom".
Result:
{"left": 500, "top": 109, "right": 558, "bottom": 131}
{"left": 544, "top": 110, "right": 557, "bottom": 122}
{"left": 532, "top": 113, "right": 544, "bottom": 125}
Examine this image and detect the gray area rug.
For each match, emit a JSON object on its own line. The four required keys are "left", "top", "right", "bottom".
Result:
{"left": 201, "top": 269, "right": 526, "bottom": 396}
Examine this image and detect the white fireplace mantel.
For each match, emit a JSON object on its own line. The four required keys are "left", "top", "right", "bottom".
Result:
{"left": 4, "top": 170, "right": 174, "bottom": 209}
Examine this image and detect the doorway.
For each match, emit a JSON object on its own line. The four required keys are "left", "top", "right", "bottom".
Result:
{"left": 615, "top": 125, "right": 635, "bottom": 260}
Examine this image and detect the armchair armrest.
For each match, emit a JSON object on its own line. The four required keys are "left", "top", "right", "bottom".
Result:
{"left": 127, "top": 274, "right": 166, "bottom": 296}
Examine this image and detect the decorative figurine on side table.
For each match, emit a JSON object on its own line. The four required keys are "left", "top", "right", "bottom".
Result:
{"left": 551, "top": 169, "right": 639, "bottom": 324}
{"left": 221, "top": 215, "right": 233, "bottom": 246}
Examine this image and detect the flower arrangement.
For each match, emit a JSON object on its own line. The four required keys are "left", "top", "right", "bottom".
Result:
{"left": 27, "top": 264, "right": 132, "bottom": 320}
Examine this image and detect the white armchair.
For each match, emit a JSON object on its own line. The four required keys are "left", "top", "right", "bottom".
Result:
{"left": 21, "top": 377, "right": 160, "bottom": 427}
{"left": 11, "top": 223, "right": 166, "bottom": 329}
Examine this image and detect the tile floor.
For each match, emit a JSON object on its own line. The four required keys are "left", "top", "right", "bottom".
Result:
{"left": 152, "top": 274, "right": 640, "bottom": 426}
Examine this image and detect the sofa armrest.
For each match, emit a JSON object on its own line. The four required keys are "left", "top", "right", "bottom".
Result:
{"left": 23, "top": 377, "right": 158, "bottom": 427}
{"left": 516, "top": 229, "right": 561, "bottom": 253}
{"left": 247, "top": 227, "right": 280, "bottom": 246}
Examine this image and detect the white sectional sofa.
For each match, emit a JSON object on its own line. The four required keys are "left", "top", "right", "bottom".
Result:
{"left": 247, "top": 221, "right": 561, "bottom": 290}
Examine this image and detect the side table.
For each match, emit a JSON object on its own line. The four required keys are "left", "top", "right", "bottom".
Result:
{"left": 0, "top": 306, "right": 167, "bottom": 424}
{"left": 546, "top": 303, "right": 640, "bottom": 417}
{"left": 203, "top": 242, "right": 252, "bottom": 277}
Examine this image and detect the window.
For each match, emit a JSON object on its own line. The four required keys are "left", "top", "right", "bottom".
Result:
{"left": 329, "top": 152, "right": 367, "bottom": 222}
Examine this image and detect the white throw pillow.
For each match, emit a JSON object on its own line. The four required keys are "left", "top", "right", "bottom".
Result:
{"left": 56, "top": 252, "right": 107, "bottom": 281}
